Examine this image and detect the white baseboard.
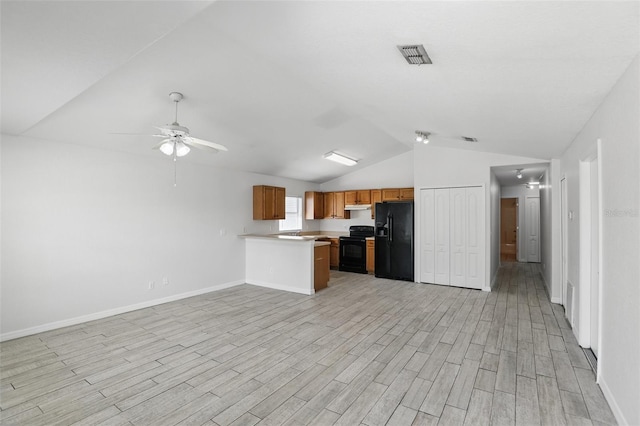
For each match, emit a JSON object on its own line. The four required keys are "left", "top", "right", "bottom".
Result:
{"left": 245, "top": 279, "right": 313, "bottom": 296}
{"left": 0, "top": 280, "right": 244, "bottom": 342}
{"left": 598, "top": 375, "right": 628, "bottom": 426}
{"left": 550, "top": 296, "right": 562, "bottom": 304}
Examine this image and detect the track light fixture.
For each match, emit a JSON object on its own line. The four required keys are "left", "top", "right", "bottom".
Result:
{"left": 415, "top": 131, "right": 430, "bottom": 144}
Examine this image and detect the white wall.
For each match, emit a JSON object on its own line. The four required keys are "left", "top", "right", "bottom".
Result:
{"left": 0, "top": 134, "right": 319, "bottom": 339}
{"left": 558, "top": 55, "right": 639, "bottom": 425}
{"left": 539, "top": 159, "right": 562, "bottom": 303}
{"left": 501, "top": 184, "right": 540, "bottom": 263}
{"left": 413, "top": 145, "right": 546, "bottom": 290}
{"left": 489, "top": 171, "right": 500, "bottom": 287}
{"left": 317, "top": 151, "right": 413, "bottom": 232}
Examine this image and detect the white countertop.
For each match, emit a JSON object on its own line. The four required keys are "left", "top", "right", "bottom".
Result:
{"left": 238, "top": 232, "right": 347, "bottom": 242}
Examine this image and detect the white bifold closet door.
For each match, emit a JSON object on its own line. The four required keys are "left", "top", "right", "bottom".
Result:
{"left": 420, "top": 189, "right": 436, "bottom": 283}
{"left": 420, "top": 186, "right": 485, "bottom": 289}
{"left": 434, "top": 189, "right": 450, "bottom": 285}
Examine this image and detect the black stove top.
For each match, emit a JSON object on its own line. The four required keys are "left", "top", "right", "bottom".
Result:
{"left": 340, "top": 225, "right": 375, "bottom": 241}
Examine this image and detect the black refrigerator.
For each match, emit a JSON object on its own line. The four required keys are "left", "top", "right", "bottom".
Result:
{"left": 374, "top": 201, "right": 414, "bottom": 281}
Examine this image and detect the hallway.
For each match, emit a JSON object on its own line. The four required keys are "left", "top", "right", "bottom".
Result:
{"left": 0, "top": 263, "right": 616, "bottom": 425}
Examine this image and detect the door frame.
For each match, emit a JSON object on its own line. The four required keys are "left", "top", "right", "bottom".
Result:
{"left": 561, "top": 176, "right": 569, "bottom": 312}
{"left": 525, "top": 196, "right": 541, "bottom": 262}
{"left": 499, "top": 197, "right": 518, "bottom": 262}
{"left": 578, "top": 139, "right": 603, "bottom": 380}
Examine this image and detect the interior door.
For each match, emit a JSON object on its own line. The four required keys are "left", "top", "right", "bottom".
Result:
{"left": 420, "top": 189, "right": 435, "bottom": 283}
{"left": 525, "top": 197, "right": 540, "bottom": 262}
{"left": 465, "top": 186, "right": 484, "bottom": 289}
{"left": 434, "top": 189, "right": 450, "bottom": 285}
{"left": 500, "top": 198, "right": 518, "bottom": 262}
{"left": 450, "top": 188, "right": 466, "bottom": 286}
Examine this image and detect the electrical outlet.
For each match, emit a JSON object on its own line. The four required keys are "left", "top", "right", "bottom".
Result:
{"left": 162, "top": 277, "right": 169, "bottom": 286}
{"left": 220, "top": 228, "right": 226, "bottom": 236}
{"left": 148, "top": 281, "right": 155, "bottom": 290}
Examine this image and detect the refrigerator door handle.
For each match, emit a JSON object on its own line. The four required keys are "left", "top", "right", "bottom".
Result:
{"left": 388, "top": 214, "right": 393, "bottom": 242}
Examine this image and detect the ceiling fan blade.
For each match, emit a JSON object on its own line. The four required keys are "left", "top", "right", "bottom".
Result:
{"left": 185, "top": 136, "right": 228, "bottom": 151}
{"left": 182, "top": 139, "right": 219, "bottom": 153}
{"left": 109, "top": 132, "right": 153, "bottom": 136}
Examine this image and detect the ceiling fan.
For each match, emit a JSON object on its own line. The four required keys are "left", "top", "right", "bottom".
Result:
{"left": 153, "top": 92, "right": 228, "bottom": 157}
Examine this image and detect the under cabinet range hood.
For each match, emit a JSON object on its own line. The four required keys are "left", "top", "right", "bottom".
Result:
{"left": 344, "top": 204, "right": 371, "bottom": 211}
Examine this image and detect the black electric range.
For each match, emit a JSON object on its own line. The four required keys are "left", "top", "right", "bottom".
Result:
{"left": 339, "top": 225, "right": 375, "bottom": 274}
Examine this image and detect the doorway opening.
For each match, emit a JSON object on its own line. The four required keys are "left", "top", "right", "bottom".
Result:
{"left": 578, "top": 139, "right": 602, "bottom": 377}
{"left": 500, "top": 198, "right": 518, "bottom": 262}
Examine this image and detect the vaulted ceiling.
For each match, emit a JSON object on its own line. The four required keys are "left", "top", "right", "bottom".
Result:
{"left": 2, "top": 1, "right": 638, "bottom": 183}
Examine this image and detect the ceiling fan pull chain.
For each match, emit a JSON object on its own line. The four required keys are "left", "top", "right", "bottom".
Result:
{"left": 173, "top": 150, "right": 178, "bottom": 187}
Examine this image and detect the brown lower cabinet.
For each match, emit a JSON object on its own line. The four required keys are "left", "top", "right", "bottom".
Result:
{"left": 314, "top": 244, "right": 330, "bottom": 291}
{"left": 330, "top": 239, "right": 340, "bottom": 268}
{"left": 319, "top": 237, "right": 340, "bottom": 268}
{"left": 366, "top": 239, "right": 375, "bottom": 273}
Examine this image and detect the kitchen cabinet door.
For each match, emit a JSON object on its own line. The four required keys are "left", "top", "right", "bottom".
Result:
{"left": 333, "top": 192, "right": 349, "bottom": 219}
{"left": 305, "top": 191, "right": 324, "bottom": 220}
{"left": 329, "top": 238, "right": 339, "bottom": 267}
{"left": 382, "top": 187, "right": 414, "bottom": 201}
{"left": 314, "top": 244, "right": 330, "bottom": 291}
{"left": 366, "top": 240, "right": 375, "bottom": 273}
{"left": 371, "top": 189, "right": 381, "bottom": 219}
{"left": 345, "top": 190, "right": 371, "bottom": 205}
{"left": 323, "top": 192, "right": 350, "bottom": 219}
{"left": 253, "top": 185, "right": 286, "bottom": 220}
{"left": 323, "top": 192, "right": 335, "bottom": 218}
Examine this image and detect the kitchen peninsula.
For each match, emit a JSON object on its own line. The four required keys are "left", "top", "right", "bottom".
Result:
{"left": 240, "top": 234, "right": 336, "bottom": 295}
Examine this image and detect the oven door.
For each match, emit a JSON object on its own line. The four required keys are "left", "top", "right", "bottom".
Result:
{"left": 339, "top": 238, "right": 367, "bottom": 273}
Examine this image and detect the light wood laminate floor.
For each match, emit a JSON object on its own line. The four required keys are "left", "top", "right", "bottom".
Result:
{"left": 0, "top": 263, "right": 617, "bottom": 425}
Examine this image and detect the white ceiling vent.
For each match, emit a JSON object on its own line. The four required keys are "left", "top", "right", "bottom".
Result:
{"left": 461, "top": 136, "right": 478, "bottom": 142}
{"left": 397, "top": 45, "right": 432, "bottom": 65}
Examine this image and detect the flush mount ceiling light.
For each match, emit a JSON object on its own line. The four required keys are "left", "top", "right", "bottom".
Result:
{"left": 415, "top": 131, "right": 430, "bottom": 144}
{"left": 397, "top": 45, "right": 432, "bottom": 65}
{"left": 323, "top": 151, "right": 358, "bottom": 166}
{"left": 516, "top": 169, "right": 523, "bottom": 179}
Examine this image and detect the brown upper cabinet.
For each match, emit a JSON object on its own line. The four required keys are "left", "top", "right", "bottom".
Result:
{"left": 323, "top": 192, "right": 351, "bottom": 219}
{"left": 344, "top": 190, "right": 371, "bottom": 206}
{"left": 381, "top": 187, "right": 414, "bottom": 201}
{"left": 370, "top": 189, "right": 382, "bottom": 219}
{"left": 253, "top": 185, "right": 285, "bottom": 220}
{"left": 304, "top": 191, "right": 324, "bottom": 220}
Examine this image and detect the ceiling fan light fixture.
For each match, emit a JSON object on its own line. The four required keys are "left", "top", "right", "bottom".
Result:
{"left": 159, "top": 141, "right": 174, "bottom": 156}
{"left": 175, "top": 141, "right": 190, "bottom": 157}
{"left": 323, "top": 151, "right": 358, "bottom": 166}
{"left": 516, "top": 169, "right": 523, "bottom": 179}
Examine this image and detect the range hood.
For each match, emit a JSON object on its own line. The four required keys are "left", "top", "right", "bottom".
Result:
{"left": 344, "top": 204, "right": 371, "bottom": 211}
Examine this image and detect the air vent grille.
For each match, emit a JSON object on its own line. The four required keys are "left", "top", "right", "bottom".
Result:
{"left": 462, "top": 136, "right": 478, "bottom": 142}
{"left": 397, "top": 45, "right": 432, "bottom": 65}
